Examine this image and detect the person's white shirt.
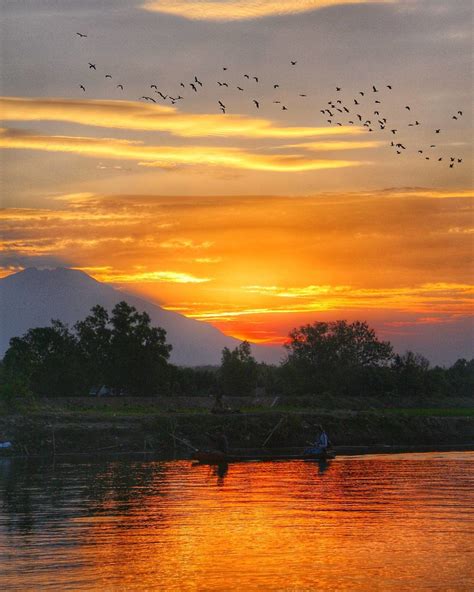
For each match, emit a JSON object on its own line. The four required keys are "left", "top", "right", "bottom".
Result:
{"left": 318, "top": 432, "right": 328, "bottom": 448}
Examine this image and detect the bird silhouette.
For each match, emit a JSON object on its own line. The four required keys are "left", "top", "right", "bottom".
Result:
{"left": 458, "top": 111, "right": 463, "bottom": 116}
{"left": 391, "top": 129, "right": 397, "bottom": 134}
{"left": 88, "top": 63, "right": 96, "bottom": 69}
{"left": 237, "top": 86, "right": 244, "bottom": 91}
{"left": 190, "top": 84, "right": 197, "bottom": 92}
{"left": 76, "top": 32, "right": 87, "bottom": 38}
{"left": 435, "top": 129, "right": 440, "bottom": 133}
{"left": 405, "top": 106, "right": 410, "bottom": 111}
{"left": 372, "top": 86, "right": 378, "bottom": 92}
{"left": 218, "top": 100, "right": 225, "bottom": 108}
{"left": 458, "top": 158, "right": 463, "bottom": 163}
{"left": 80, "top": 84, "right": 85, "bottom": 91}
{"left": 359, "top": 91, "right": 365, "bottom": 96}
{"left": 336, "top": 87, "right": 341, "bottom": 91}
{"left": 449, "top": 163, "right": 454, "bottom": 168}
{"left": 354, "top": 99, "right": 359, "bottom": 105}
{"left": 217, "top": 82, "right": 223, "bottom": 86}
{"left": 387, "top": 85, "right": 392, "bottom": 89}
{"left": 117, "top": 84, "right": 123, "bottom": 90}
{"left": 151, "top": 84, "right": 158, "bottom": 89}
{"left": 180, "top": 83, "right": 185, "bottom": 88}
{"left": 273, "top": 84, "right": 279, "bottom": 89}
{"left": 253, "top": 99, "right": 259, "bottom": 108}
{"left": 222, "top": 82, "right": 229, "bottom": 87}
{"left": 157, "top": 91, "right": 167, "bottom": 99}
{"left": 282, "top": 106, "right": 288, "bottom": 110}
{"left": 220, "top": 107, "right": 225, "bottom": 113}
{"left": 452, "top": 115, "right": 458, "bottom": 120}
{"left": 105, "top": 74, "right": 112, "bottom": 79}
{"left": 253, "top": 77, "right": 259, "bottom": 83}
{"left": 291, "top": 61, "right": 297, "bottom": 65}
{"left": 223, "top": 67, "right": 227, "bottom": 71}
{"left": 300, "top": 94, "right": 307, "bottom": 97}
{"left": 244, "top": 74, "right": 250, "bottom": 79}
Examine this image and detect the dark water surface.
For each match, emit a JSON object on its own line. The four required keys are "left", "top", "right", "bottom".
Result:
{"left": 1, "top": 452, "right": 473, "bottom": 591}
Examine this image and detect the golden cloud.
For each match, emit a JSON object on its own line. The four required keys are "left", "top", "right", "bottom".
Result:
{"left": 0, "top": 128, "right": 364, "bottom": 172}
{"left": 142, "top": 0, "right": 393, "bottom": 21}
{"left": 0, "top": 97, "right": 364, "bottom": 139}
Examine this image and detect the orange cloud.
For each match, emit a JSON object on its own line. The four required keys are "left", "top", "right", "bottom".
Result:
{"left": 142, "top": 0, "right": 394, "bottom": 21}
{"left": 0, "top": 97, "right": 364, "bottom": 139}
{"left": 1, "top": 188, "right": 472, "bottom": 346}
{"left": 0, "top": 128, "right": 365, "bottom": 172}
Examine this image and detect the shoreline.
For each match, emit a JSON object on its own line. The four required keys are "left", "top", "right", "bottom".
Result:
{"left": 1, "top": 404, "right": 473, "bottom": 459}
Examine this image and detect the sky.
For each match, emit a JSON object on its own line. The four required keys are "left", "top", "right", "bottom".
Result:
{"left": 0, "top": 0, "right": 472, "bottom": 364}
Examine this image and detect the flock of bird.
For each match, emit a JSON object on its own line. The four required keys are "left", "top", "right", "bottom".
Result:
{"left": 75, "top": 32, "right": 465, "bottom": 169}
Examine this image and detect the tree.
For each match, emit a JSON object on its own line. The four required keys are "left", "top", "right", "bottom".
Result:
{"left": 3, "top": 320, "right": 82, "bottom": 396}
{"left": 392, "top": 351, "right": 430, "bottom": 397}
{"left": 283, "top": 320, "right": 394, "bottom": 395}
{"left": 220, "top": 341, "right": 258, "bottom": 396}
{"left": 75, "top": 305, "right": 112, "bottom": 388}
{"left": 106, "top": 301, "right": 172, "bottom": 395}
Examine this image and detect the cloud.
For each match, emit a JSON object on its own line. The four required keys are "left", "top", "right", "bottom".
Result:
{"left": 95, "top": 270, "right": 212, "bottom": 283}
{"left": 141, "top": 0, "right": 394, "bottom": 21}
{"left": 0, "top": 97, "right": 365, "bottom": 140}
{"left": 0, "top": 128, "right": 364, "bottom": 172}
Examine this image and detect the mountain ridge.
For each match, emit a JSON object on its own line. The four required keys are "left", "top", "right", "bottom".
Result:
{"left": 0, "top": 268, "right": 282, "bottom": 366}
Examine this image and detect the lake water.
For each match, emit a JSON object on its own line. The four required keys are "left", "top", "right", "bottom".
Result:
{"left": 1, "top": 452, "right": 473, "bottom": 591}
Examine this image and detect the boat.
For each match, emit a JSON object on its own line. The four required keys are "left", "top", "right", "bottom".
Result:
{"left": 192, "top": 447, "right": 335, "bottom": 464}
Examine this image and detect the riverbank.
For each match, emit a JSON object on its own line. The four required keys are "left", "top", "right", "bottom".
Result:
{"left": 1, "top": 396, "right": 473, "bottom": 457}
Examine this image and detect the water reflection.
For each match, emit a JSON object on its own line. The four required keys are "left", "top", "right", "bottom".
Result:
{"left": 1, "top": 453, "right": 473, "bottom": 591}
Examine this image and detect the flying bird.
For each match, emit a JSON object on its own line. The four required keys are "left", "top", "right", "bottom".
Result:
{"left": 273, "top": 84, "right": 279, "bottom": 89}
{"left": 190, "top": 83, "right": 197, "bottom": 92}
{"left": 372, "top": 86, "right": 378, "bottom": 92}
{"left": 237, "top": 86, "right": 244, "bottom": 91}
{"left": 180, "top": 83, "right": 185, "bottom": 88}
{"left": 79, "top": 84, "right": 85, "bottom": 91}
{"left": 223, "top": 67, "right": 228, "bottom": 71}
{"left": 88, "top": 63, "right": 96, "bottom": 69}
{"left": 387, "top": 85, "right": 392, "bottom": 89}
{"left": 244, "top": 74, "right": 250, "bottom": 79}
{"left": 282, "top": 105, "right": 287, "bottom": 110}
{"left": 458, "top": 111, "right": 463, "bottom": 116}
{"left": 105, "top": 74, "right": 112, "bottom": 79}
{"left": 435, "top": 129, "right": 440, "bottom": 133}
{"left": 336, "top": 87, "right": 341, "bottom": 91}
{"left": 253, "top": 99, "right": 260, "bottom": 108}
{"left": 151, "top": 84, "right": 158, "bottom": 89}
{"left": 300, "top": 94, "right": 307, "bottom": 97}
{"left": 291, "top": 60, "right": 297, "bottom": 65}
{"left": 194, "top": 76, "right": 203, "bottom": 86}
{"left": 117, "top": 84, "right": 123, "bottom": 90}
{"left": 218, "top": 100, "right": 225, "bottom": 108}
{"left": 359, "top": 92, "right": 365, "bottom": 96}
{"left": 76, "top": 32, "right": 87, "bottom": 38}
{"left": 253, "top": 77, "right": 259, "bottom": 83}
{"left": 405, "top": 106, "right": 411, "bottom": 111}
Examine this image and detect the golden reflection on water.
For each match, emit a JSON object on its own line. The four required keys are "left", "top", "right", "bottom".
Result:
{"left": 1, "top": 453, "right": 473, "bottom": 591}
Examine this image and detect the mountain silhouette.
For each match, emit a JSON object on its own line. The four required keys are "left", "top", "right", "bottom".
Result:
{"left": 0, "top": 268, "right": 281, "bottom": 366}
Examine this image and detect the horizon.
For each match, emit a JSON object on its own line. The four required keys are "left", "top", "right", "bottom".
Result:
{"left": 1, "top": 265, "right": 472, "bottom": 366}
{"left": 1, "top": 1, "right": 472, "bottom": 363}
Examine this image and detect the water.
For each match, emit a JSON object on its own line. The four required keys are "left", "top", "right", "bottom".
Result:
{"left": 1, "top": 452, "right": 473, "bottom": 591}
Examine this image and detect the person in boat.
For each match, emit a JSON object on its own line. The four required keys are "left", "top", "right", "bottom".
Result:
{"left": 306, "top": 425, "right": 330, "bottom": 455}
{"left": 206, "top": 427, "right": 229, "bottom": 455}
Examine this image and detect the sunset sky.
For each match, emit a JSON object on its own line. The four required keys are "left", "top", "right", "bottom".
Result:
{"left": 1, "top": 0, "right": 472, "bottom": 364}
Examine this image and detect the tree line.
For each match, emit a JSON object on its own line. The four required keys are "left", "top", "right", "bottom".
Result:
{"left": 1, "top": 302, "right": 473, "bottom": 400}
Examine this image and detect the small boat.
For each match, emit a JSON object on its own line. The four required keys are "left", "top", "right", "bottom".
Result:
{"left": 192, "top": 447, "right": 335, "bottom": 465}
